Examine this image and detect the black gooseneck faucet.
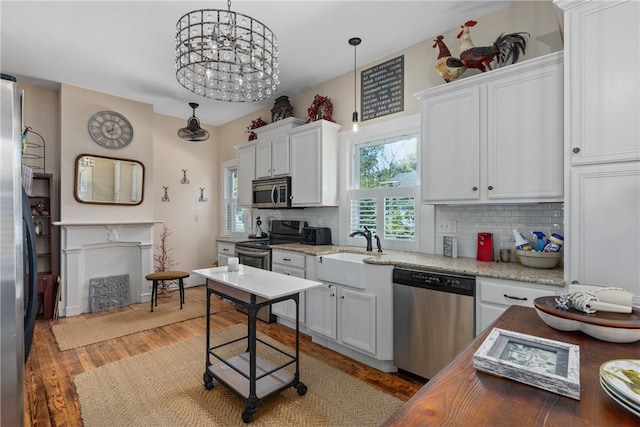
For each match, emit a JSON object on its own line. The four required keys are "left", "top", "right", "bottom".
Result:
{"left": 349, "top": 226, "right": 373, "bottom": 251}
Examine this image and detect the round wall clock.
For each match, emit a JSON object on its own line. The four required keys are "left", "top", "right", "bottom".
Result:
{"left": 88, "top": 111, "right": 133, "bottom": 149}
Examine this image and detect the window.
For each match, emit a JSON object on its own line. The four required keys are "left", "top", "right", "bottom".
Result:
{"left": 349, "top": 132, "right": 419, "bottom": 250}
{"left": 222, "top": 160, "right": 249, "bottom": 235}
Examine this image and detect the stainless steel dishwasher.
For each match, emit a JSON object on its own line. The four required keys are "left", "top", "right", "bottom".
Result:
{"left": 393, "top": 267, "right": 475, "bottom": 379}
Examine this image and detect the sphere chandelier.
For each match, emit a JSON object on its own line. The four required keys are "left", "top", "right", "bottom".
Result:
{"left": 175, "top": 0, "right": 279, "bottom": 102}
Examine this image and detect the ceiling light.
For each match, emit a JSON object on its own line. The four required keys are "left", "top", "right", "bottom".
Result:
{"left": 349, "top": 37, "right": 361, "bottom": 132}
{"left": 175, "top": 0, "right": 279, "bottom": 102}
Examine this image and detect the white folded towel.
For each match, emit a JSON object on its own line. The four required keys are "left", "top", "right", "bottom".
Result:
{"left": 567, "top": 285, "right": 634, "bottom": 314}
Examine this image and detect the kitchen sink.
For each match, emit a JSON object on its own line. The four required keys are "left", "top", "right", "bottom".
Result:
{"left": 316, "top": 252, "right": 373, "bottom": 289}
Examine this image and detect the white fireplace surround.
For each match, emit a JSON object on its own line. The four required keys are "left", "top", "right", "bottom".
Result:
{"left": 54, "top": 221, "right": 160, "bottom": 317}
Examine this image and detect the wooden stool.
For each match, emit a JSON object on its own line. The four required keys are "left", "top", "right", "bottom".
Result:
{"left": 145, "top": 271, "right": 189, "bottom": 312}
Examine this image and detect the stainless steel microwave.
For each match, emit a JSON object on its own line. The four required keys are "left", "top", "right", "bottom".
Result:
{"left": 252, "top": 176, "right": 292, "bottom": 208}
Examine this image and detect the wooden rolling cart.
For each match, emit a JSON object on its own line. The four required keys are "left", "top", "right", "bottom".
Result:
{"left": 195, "top": 266, "right": 321, "bottom": 424}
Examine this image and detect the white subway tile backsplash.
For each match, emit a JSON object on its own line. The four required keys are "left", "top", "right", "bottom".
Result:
{"left": 435, "top": 203, "right": 564, "bottom": 258}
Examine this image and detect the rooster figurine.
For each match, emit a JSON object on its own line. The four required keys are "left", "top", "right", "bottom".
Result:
{"left": 433, "top": 35, "right": 467, "bottom": 83}
{"left": 457, "top": 20, "right": 529, "bottom": 72}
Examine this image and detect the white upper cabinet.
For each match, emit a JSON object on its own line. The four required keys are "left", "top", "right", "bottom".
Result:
{"left": 417, "top": 52, "right": 564, "bottom": 204}
{"left": 289, "top": 120, "right": 341, "bottom": 207}
{"left": 235, "top": 142, "right": 255, "bottom": 207}
{"left": 255, "top": 134, "right": 290, "bottom": 178}
{"left": 560, "top": 0, "right": 640, "bottom": 165}
{"left": 254, "top": 117, "right": 304, "bottom": 179}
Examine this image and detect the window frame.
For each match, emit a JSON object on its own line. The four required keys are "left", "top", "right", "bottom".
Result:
{"left": 221, "top": 159, "right": 250, "bottom": 236}
{"left": 347, "top": 129, "right": 420, "bottom": 252}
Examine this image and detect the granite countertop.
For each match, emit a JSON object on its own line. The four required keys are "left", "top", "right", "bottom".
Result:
{"left": 216, "top": 238, "right": 565, "bottom": 287}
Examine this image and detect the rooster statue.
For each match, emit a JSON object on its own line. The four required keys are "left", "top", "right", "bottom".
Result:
{"left": 433, "top": 35, "right": 467, "bottom": 83}
{"left": 457, "top": 20, "right": 529, "bottom": 72}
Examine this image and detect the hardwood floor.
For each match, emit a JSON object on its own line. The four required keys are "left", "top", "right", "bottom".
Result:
{"left": 24, "top": 285, "right": 425, "bottom": 426}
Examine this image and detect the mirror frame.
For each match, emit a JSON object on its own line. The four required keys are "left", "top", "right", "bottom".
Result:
{"left": 74, "top": 153, "right": 145, "bottom": 206}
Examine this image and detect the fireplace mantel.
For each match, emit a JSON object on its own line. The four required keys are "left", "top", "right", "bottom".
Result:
{"left": 54, "top": 220, "right": 162, "bottom": 316}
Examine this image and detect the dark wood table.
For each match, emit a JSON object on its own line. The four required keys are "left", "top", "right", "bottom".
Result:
{"left": 384, "top": 305, "right": 639, "bottom": 426}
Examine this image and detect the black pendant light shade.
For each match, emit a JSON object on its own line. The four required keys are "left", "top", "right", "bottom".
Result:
{"left": 177, "top": 102, "right": 210, "bottom": 142}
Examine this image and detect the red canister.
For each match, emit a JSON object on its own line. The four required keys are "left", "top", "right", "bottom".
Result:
{"left": 477, "top": 232, "right": 494, "bottom": 261}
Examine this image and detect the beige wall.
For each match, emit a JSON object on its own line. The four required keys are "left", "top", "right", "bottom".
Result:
{"left": 216, "top": 1, "right": 563, "bottom": 164}
{"left": 152, "top": 113, "right": 218, "bottom": 272}
{"left": 59, "top": 84, "right": 154, "bottom": 221}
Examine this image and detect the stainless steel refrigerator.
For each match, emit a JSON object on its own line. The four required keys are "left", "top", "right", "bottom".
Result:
{"left": 1, "top": 74, "right": 38, "bottom": 426}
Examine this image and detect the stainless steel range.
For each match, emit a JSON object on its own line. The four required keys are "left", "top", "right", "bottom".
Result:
{"left": 234, "top": 219, "right": 307, "bottom": 322}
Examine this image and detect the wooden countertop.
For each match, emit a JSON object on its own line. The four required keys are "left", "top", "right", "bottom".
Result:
{"left": 383, "top": 305, "right": 640, "bottom": 426}
{"left": 192, "top": 265, "right": 322, "bottom": 299}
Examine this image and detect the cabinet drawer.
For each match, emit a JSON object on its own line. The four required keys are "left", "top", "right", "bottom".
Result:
{"left": 217, "top": 242, "right": 235, "bottom": 255}
{"left": 272, "top": 250, "right": 305, "bottom": 269}
{"left": 480, "top": 280, "right": 556, "bottom": 308}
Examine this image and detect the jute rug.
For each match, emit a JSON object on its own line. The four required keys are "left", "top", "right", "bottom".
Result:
{"left": 53, "top": 299, "right": 212, "bottom": 351}
{"left": 74, "top": 324, "right": 403, "bottom": 426}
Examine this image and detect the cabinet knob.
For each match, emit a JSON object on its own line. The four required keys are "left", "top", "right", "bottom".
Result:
{"left": 572, "top": 147, "right": 580, "bottom": 154}
{"left": 488, "top": 186, "right": 494, "bottom": 191}
{"left": 472, "top": 186, "right": 478, "bottom": 191}
{"left": 330, "top": 293, "right": 335, "bottom": 298}
{"left": 340, "top": 295, "right": 345, "bottom": 299}
{"left": 571, "top": 280, "right": 580, "bottom": 284}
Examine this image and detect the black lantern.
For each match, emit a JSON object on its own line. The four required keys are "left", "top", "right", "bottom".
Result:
{"left": 271, "top": 96, "right": 294, "bottom": 122}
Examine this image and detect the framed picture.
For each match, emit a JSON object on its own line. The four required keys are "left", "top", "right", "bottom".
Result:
{"left": 473, "top": 328, "right": 580, "bottom": 400}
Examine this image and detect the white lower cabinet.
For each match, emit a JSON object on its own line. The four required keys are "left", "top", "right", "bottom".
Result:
{"left": 476, "top": 276, "right": 557, "bottom": 336}
{"left": 307, "top": 284, "right": 376, "bottom": 354}
{"left": 217, "top": 242, "right": 235, "bottom": 267}
{"left": 306, "top": 259, "right": 394, "bottom": 372}
{"left": 271, "top": 250, "right": 306, "bottom": 324}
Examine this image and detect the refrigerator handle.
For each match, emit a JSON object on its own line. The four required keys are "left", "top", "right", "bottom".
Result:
{"left": 22, "top": 189, "right": 37, "bottom": 362}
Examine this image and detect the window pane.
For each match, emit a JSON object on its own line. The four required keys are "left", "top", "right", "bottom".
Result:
{"left": 358, "top": 135, "right": 417, "bottom": 189}
{"left": 350, "top": 198, "right": 377, "bottom": 234}
{"left": 384, "top": 196, "right": 415, "bottom": 240}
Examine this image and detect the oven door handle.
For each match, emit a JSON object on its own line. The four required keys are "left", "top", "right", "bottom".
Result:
{"left": 235, "top": 247, "right": 271, "bottom": 259}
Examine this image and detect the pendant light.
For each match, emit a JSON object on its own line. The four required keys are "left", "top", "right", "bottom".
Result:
{"left": 175, "top": 0, "right": 279, "bottom": 102}
{"left": 349, "top": 37, "right": 361, "bottom": 132}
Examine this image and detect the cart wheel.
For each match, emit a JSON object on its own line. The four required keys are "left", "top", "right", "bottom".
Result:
{"left": 242, "top": 408, "right": 255, "bottom": 423}
{"left": 203, "top": 372, "right": 214, "bottom": 390}
{"left": 295, "top": 382, "right": 307, "bottom": 396}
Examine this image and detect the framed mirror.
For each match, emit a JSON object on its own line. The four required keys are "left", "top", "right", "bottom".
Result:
{"left": 74, "top": 154, "right": 145, "bottom": 205}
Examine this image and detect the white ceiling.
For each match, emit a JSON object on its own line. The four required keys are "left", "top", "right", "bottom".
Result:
{"left": 1, "top": 1, "right": 513, "bottom": 127}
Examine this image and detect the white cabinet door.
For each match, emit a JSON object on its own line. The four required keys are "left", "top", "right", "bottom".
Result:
{"left": 290, "top": 126, "right": 322, "bottom": 206}
{"left": 418, "top": 52, "right": 563, "bottom": 204}
{"left": 271, "top": 136, "right": 290, "bottom": 177}
{"left": 569, "top": 162, "right": 640, "bottom": 298}
{"left": 486, "top": 60, "right": 563, "bottom": 199}
{"left": 564, "top": 0, "right": 640, "bottom": 165}
{"left": 236, "top": 144, "right": 255, "bottom": 207}
{"left": 339, "top": 287, "right": 376, "bottom": 354}
{"left": 271, "top": 264, "right": 305, "bottom": 322}
{"left": 255, "top": 142, "right": 272, "bottom": 179}
{"left": 421, "top": 87, "right": 480, "bottom": 202}
{"left": 255, "top": 136, "right": 291, "bottom": 179}
{"left": 306, "top": 284, "right": 337, "bottom": 339}
{"left": 289, "top": 120, "right": 340, "bottom": 207}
